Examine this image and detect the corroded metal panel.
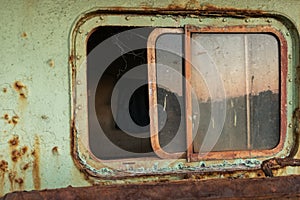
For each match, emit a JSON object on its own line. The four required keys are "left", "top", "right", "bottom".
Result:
{"left": 1, "top": 175, "right": 300, "bottom": 200}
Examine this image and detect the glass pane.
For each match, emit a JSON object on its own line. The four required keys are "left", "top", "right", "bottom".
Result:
{"left": 191, "top": 33, "right": 280, "bottom": 152}
{"left": 155, "top": 33, "right": 186, "bottom": 153}
{"left": 87, "top": 27, "right": 156, "bottom": 160}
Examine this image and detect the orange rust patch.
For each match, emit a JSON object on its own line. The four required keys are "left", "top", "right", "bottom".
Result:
{"left": 19, "top": 93, "right": 26, "bottom": 99}
{"left": 11, "top": 149, "right": 22, "bottom": 162}
{"left": 22, "top": 163, "right": 30, "bottom": 171}
{"left": 10, "top": 144, "right": 28, "bottom": 162}
{"left": 3, "top": 114, "right": 9, "bottom": 120}
{"left": 14, "top": 178, "right": 23, "bottom": 184}
{"left": 32, "top": 135, "right": 41, "bottom": 190}
{"left": 21, "top": 146, "right": 28, "bottom": 155}
{"left": 21, "top": 32, "right": 27, "bottom": 38}
{"left": 15, "top": 177, "right": 24, "bottom": 191}
{"left": 48, "top": 59, "right": 55, "bottom": 67}
{"left": 52, "top": 146, "right": 58, "bottom": 155}
{"left": 9, "top": 136, "right": 19, "bottom": 147}
{"left": 11, "top": 115, "right": 19, "bottom": 125}
{"left": 13, "top": 81, "right": 25, "bottom": 91}
{"left": 69, "top": 55, "right": 75, "bottom": 64}
{"left": 164, "top": 2, "right": 264, "bottom": 16}
{"left": 8, "top": 171, "right": 16, "bottom": 191}
{"left": 13, "top": 81, "right": 27, "bottom": 99}
{"left": 0, "top": 160, "right": 8, "bottom": 172}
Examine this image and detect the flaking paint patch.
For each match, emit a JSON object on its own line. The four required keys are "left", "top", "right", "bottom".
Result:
{"left": 32, "top": 135, "right": 40, "bottom": 190}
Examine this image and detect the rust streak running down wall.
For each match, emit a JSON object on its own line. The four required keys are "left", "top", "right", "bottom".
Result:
{"left": 32, "top": 136, "right": 40, "bottom": 190}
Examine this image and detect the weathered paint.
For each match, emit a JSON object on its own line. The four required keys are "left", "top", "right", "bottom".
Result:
{"left": 0, "top": 0, "right": 299, "bottom": 198}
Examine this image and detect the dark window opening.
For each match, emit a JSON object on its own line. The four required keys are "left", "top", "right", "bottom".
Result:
{"left": 87, "top": 27, "right": 155, "bottom": 160}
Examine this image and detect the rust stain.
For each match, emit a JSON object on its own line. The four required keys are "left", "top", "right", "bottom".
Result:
{"left": 14, "top": 178, "right": 24, "bottom": 191}
{"left": 11, "top": 147, "right": 27, "bottom": 163}
{"left": 261, "top": 157, "right": 300, "bottom": 177}
{"left": 47, "top": 59, "right": 55, "bottom": 67}
{"left": 0, "top": 160, "right": 8, "bottom": 172}
{"left": 4, "top": 114, "right": 19, "bottom": 126}
{"left": 52, "top": 146, "right": 58, "bottom": 155}
{"left": 0, "top": 160, "right": 8, "bottom": 196}
{"left": 32, "top": 135, "right": 41, "bottom": 190}
{"left": 13, "top": 81, "right": 27, "bottom": 99}
{"left": 21, "top": 32, "right": 27, "bottom": 38}
{"left": 2, "top": 88, "right": 7, "bottom": 93}
{"left": 8, "top": 171, "right": 16, "bottom": 192}
{"left": 11, "top": 150, "right": 22, "bottom": 162}
{"left": 21, "top": 146, "right": 28, "bottom": 155}
{"left": 9, "top": 136, "right": 19, "bottom": 147}
{"left": 3, "top": 114, "right": 9, "bottom": 120}
{"left": 69, "top": 54, "right": 75, "bottom": 64}
{"left": 11, "top": 115, "right": 19, "bottom": 125}
{"left": 13, "top": 81, "right": 25, "bottom": 91}
{"left": 22, "top": 163, "right": 30, "bottom": 171}
{"left": 165, "top": 2, "right": 264, "bottom": 16}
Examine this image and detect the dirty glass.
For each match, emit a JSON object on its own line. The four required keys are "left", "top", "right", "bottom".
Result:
{"left": 191, "top": 34, "right": 280, "bottom": 152}
{"left": 155, "top": 33, "right": 186, "bottom": 153}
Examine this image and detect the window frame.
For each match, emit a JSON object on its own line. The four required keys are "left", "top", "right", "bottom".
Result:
{"left": 184, "top": 25, "right": 288, "bottom": 161}
{"left": 147, "top": 25, "right": 287, "bottom": 162}
{"left": 70, "top": 13, "right": 294, "bottom": 178}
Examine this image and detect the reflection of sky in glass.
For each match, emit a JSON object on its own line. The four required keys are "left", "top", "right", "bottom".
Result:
{"left": 191, "top": 34, "right": 279, "bottom": 100}
{"left": 156, "top": 33, "right": 184, "bottom": 96}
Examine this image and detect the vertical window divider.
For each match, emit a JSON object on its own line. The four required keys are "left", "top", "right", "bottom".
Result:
{"left": 244, "top": 34, "right": 252, "bottom": 150}
{"left": 184, "top": 26, "right": 193, "bottom": 162}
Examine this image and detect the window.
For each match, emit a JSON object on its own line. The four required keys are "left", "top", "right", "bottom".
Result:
{"left": 149, "top": 26, "right": 284, "bottom": 162}
{"left": 72, "top": 14, "right": 292, "bottom": 177}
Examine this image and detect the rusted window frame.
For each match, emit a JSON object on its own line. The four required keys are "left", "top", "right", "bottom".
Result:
{"left": 185, "top": 25, "right": 287, "bottom": 161}
{"left": 147, "top": 25, "right": 288, "bottom": 161}
{"left": 147, "top": 28, "right": 186, "bottom": 159}
{"left": 71, "top": 12, "right": 294, "bottom": 178}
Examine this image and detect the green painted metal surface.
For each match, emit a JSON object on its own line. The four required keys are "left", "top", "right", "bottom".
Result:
{"left": 0, "top": 0, "right": 299, "bottom": 197}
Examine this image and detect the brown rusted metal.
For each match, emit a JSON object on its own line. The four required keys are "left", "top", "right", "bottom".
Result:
{"left": 261, "top": 157, "right": 300, "bottom": 177}
{"left": 184, "top": 27, "right": 193, "bottom": 162}
{"left": 1, "top": 175, "right": 300, "bottom": 200}
{"left": 147, "top": 28, "right": 185, "bottom": 159}
{"left": 184, "top": 25, "right": 288, "bottom": 161}
{"left": 83, "top": 4, "right": 265, "bottom": 18}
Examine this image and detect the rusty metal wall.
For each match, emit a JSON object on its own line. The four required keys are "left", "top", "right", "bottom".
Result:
{"left": 0, "top": 0, "right": 299, "bottom": 198}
